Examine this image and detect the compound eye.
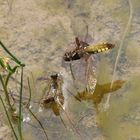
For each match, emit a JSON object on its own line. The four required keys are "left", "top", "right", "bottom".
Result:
{"left": 63, "top": 53, "right": 71, "bottom": 61}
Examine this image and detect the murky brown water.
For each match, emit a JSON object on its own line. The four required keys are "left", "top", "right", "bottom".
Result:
{"left": 0, "top": 0, "right": 140, "bottom": 140}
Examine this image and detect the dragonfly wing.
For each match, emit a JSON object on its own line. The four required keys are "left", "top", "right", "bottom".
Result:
{"left": 80, "top": 41, "right": 89, "bottom": 48}
{"left": 75, "top": 37, "right": 81, "bottom": 48}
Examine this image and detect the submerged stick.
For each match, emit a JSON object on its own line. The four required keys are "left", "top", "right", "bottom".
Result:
{"left": 28, "top": 108, "right": 49, "bottom": 140}
{"left": 105, "top": 0, "right": 133, "bottom": 108}
{"left": 58, "top": 102, "right": 83, "bottom": 140}
{"left": 26, "top": 77, "right": 49, "bottom": 140}
{"left": 27, "top": 77, "right": 31, "bottom": 107}
{"left": 111, "top": 0, "right": 133, "bottom": 88}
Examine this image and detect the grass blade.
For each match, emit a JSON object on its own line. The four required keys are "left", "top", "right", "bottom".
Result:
{"left": 0, "top": 95, "right": 18, "bottom": 140}
{"left": 0, "top": 74, "right": 13, "bottom": 110}
{"left": 18, "top": 67, "right": 23, "bottom": 140}
{"left": 28, "top": 108, "right": 49, "bottom": 140}
{"left": 26, "top": 78, "right": 49, "bottom": 140}
{"left": 27, "top": 77, "right": 31, "bottom": 107}
{"left": 0, "top": 41, "right": 25, "bottom": 67}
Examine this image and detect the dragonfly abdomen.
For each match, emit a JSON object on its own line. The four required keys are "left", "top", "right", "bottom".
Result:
{"left": 84, "top": 43, "right": 115, "bottom": 54}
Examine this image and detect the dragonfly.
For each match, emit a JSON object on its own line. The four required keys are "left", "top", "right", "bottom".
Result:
{"left": 12, "top": 73, "right": 83, "bottom": 139}
{"left": 63, "top": 37, "right": 115, "bottom": 61}
{"left": 37, "top": 73, "right": 64, "bottom": 115}
{"left": 11, "top": 73, "right": 80, "bottom": 115}
{"left": 62, "top": 37, "right": 117, "bottom": 99}
{"left": 8, "top": 73, "right": 64, "bottom": 116}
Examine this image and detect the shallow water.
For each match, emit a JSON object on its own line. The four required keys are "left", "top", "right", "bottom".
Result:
{"left": 0, "top": 0, "right": 140, "bottom": 140}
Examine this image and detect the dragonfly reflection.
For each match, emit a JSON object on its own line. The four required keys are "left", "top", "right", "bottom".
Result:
{"left": 76, "top": 80, "right": 125, "bottom": 106}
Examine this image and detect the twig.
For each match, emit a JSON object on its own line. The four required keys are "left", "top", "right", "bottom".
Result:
{"left": 106, "top": 0, "right": 133, "bottom": 108}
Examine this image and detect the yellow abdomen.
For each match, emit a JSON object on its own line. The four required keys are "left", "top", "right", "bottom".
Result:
{"left": 84, "top": 43, "right": 115, "bottom": 54}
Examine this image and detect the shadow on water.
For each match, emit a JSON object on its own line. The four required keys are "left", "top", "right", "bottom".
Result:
{"left": 97, "top": 75, "right": 140, "bottom": 140}
{"left": 76, "top": 80, "right": 125, "bottom": 106}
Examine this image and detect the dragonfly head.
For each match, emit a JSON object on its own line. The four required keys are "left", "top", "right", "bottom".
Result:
{"left": 63, "top": 51, "right": 84, "bottom": 61}
{"left": 105, "top": 43, "right": 115, "bottom": 49}
{"left": 50, "top": 73, "right": 58, "bottom": 80}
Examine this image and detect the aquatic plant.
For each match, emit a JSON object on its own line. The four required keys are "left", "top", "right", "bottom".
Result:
{"left": 0, "top": 41, "right": 49, "bottom": 140}
{"left": 0, "top": 94, "right": 18, "bottom": 140}
{"left": 0, "top": 41, "right": 25, "bottom": 139}
{"left": 26, "top": 77, "right": 49, "bottom": 140}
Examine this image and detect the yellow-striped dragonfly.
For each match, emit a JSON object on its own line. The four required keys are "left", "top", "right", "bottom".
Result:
{"left": 63, "top": 37, "right": 115, "bottom": 61}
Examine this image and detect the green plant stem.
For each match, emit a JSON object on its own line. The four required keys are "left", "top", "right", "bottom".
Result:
{"left": 18, "top": 67, "right": 23, "bottom": 140}
{"left": 58, "top": 103, "right": 83, "bottom": 140}
{"left": 0, "top": 95, "right": 18, "bottom": 140}
{"left": 27, "top": 77, "right": 31, "bottom": 107}
{"left": 105, "top": 0, "right": 133, "bottom": 108}
{"left": 28, "top": 108, "right": 49, "bottom": 140}
{"left": 26, "top": 78, "right": 49, "bottom": 140}
{"left": 5, "top": 72, "right": 12, "bottom": 87}
{"left": 0, "top": 74, "right": 13, "bottom": 110}
{"left": 0, "top": 41, "right": 25, "bottom": 67}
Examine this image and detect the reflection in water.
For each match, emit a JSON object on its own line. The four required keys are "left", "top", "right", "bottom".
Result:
{"left": 76, "top": 80, "right": 125, "bottom": 105}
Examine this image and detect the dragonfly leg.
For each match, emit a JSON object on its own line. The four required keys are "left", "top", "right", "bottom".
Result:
{"left": 85, "top": 56, "right": 96, "bottom": 93}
